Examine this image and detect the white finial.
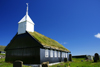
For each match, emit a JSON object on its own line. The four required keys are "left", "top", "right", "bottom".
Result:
{"left": 26, "top": 3, "right": 28, "bottom": 15}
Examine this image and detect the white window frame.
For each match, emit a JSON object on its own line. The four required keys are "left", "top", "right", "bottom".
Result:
{"left": 66, "top": 53, "right": 67, "bottom": 58}
{"left": 62, "top": 52, "right": 63, "bottom": 57}
{"left": 62, "top": 52, "right": 65, "bottom": 58}
{"left": 55, "top": 50, "right": 57, "bottom": 57}
{"left": 45, "top": 49, "right": 49, "bottom": 57}
{"left": 62, "top": 52, "right": 64, "bottom": 57}
{"left": 50, "top": 50, "right": 53, "bottom": 57}
{"left": 63, "top": 52, "right": 65, "bottom": 58}
{"left": 58, "top": 51, "right": 60, "bottom": 57}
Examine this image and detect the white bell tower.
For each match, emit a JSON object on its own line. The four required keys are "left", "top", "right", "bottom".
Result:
{"left": 18, "top": 3, "right": 35, "bottom": 34}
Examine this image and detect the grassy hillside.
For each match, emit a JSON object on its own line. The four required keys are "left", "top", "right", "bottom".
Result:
{"left": 0, "top": 45, "right": 6, "bottom": 51}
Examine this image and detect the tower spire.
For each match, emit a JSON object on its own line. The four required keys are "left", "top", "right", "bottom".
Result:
{"left": 18, "top": 3, "right": 35, "bottom": 34}
{"left": 26, "top": 3, "right": 28, "bottom": 15}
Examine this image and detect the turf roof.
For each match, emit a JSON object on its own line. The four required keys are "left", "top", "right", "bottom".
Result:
{"left": 28, "top": 31, "right": 70, "bottom": 52}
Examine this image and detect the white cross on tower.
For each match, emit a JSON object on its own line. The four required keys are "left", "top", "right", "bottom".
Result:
{"left": 26, "top": 3, "right": 28, "bottom": 15}
{"left": 18, "top": 3, "right": 35, "bottom": 34}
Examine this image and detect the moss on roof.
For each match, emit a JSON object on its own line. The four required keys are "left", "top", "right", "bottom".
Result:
{"left": 28, "top": 31, "right": 70, "bottom": 52}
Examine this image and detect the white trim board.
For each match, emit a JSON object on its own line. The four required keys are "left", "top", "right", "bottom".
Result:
{"left": 24, "top": 62, "right": 61, "bottom": 67}
{"left": 49, "top": 62, "right": 61, "bottom": 66}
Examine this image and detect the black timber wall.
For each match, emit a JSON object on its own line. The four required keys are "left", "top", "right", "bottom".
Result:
{"left": 5, "top": 32, "right": 43, "bottom": 64}
{"left": 40, "top": 48, "right": 68, "bottom": 64}
{"left": 5, "top": 32, "right": 43, "bottom": 50}
{"left": 6, "top": 48, "right": 40, "bottom": 64}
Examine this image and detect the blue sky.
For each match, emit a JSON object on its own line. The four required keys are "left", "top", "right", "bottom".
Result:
{"left": 0, "top": 0, "right": 100, "bottom": 55}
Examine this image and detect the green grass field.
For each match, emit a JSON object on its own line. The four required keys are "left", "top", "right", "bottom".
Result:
{"left": 0, "top": 58, "right": 31, "bottom": 67}
{"left": 0, "top": 57, "right": 100, "bottom": 67}
{"left": 50, "top": 58, "right": 100, "bottom": 67}
{"left": 0, "top": 54, "right": 100, "bottom": 67}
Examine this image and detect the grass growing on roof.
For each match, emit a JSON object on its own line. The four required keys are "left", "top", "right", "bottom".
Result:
{"left": 29, "top": 31, "right": 70, "bottom": 52}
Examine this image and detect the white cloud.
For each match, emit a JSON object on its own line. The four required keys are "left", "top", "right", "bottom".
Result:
{"left": 94, "top": 33, "right": 100, "bottom": 39}
{"left": 63, "top": 42, "right": 67, "bottom": 44}
{"left": 61, "top": 42, "right": 67, "bottom": 44}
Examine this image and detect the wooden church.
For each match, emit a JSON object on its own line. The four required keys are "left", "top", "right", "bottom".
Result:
{"left": 4, "top": 4, "right": 70, "bottom": 65}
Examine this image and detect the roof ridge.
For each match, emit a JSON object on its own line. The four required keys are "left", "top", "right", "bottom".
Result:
{"left": 18, "top": 15, "right": 34, "bottom": 24}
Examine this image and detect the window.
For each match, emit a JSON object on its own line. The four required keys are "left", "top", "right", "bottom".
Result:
{"left": 61, "top": 52, "right": 63, "bottom": 57}
{"left": 45, "top": 49, "right": 48, "bottom": 57}
{"left": 58, "top": 51, "right": 60, "bottom": 57}
{"left": 66, "top": 53, "right": 67, "bottom": 58}
{"left": 63, "top": 52, "right": 65, "bottom": 58}
{"left": 62, "top": 52, "right": 65, "bottom": 58}
{"left": 50, "top": 50, "right": 53, "bottom": 57}
{"left": 55, "top": 50, "right": 57, "bottom": 57}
